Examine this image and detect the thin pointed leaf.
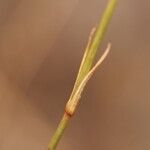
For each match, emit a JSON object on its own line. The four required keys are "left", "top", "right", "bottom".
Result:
{"left": 66, "top": 43, "right": 111, "bottom": 115}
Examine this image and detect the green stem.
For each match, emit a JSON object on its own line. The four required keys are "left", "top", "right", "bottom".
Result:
{"left": 48, "top": 113, "right": 70, "bottom": 150}
{"left": 72, "top": 0, "right": 117, "bottom": 91}
{"left": 48, "top": 0, "right": 117, "bottom": 149}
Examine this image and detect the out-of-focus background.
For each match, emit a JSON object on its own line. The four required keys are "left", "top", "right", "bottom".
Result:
{"left": 0, "top": 0, "right": 150, "bottom": 149}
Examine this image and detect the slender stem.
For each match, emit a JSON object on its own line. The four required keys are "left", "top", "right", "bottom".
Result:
{"left": 72, "top": 0, "right": 118, "bottom": 92}
{"left": 48, "top": 0, "right": 117, "bottom": 149}
{"left": 48, "top": 113, "right": 70, "bottom": 150}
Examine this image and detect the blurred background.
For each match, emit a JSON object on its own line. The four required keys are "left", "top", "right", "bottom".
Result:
{"left": 0, "top": 0, "right": 150, "bottom": 149}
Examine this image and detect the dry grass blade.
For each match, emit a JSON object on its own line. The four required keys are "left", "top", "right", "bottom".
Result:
{"left": 66, "top": 43, "right": 111, "bottom": 115}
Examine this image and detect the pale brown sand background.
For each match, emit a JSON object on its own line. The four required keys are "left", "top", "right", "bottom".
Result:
{"left": 0, "top": 0, "right": 150, "bottom": 149}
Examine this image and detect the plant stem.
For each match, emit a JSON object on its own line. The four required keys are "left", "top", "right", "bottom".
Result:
{"left": 48, "top": 0, "right": 117, "bottom": 149}
{"left": 48, "top": 113, "right": 70, "bottom": 150}
{"left": 72, "top": 0, "right": 118, "bottom": 92}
